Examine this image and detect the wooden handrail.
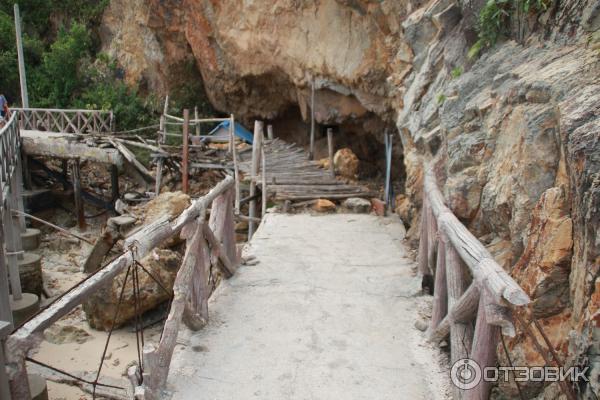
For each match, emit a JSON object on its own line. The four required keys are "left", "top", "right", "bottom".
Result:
{"left": 419, "top": 163, "right": 530, "bottom": 400}
{"left": 5, "top": 175, "right": 236, "bottom": 399}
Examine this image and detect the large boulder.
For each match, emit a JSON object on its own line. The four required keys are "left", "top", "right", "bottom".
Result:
{"left": 342, "top": 197, "right": 371, "bottom": 213}
{"left": 333, "top": 148, "right": 359, "bottom": 180}
{"left": 83, "top": 248, "right": 182, "bottom": 331}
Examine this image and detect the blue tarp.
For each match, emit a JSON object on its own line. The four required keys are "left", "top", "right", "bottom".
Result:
{"left": 208, "top": 121, "right": 254, "bottom": 143}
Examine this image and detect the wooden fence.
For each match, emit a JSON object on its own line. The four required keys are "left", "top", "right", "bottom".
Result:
{"left": 419, "top": 164, "right": 530, "bottom": 400}
{"left": 13, "top": 108, "right": 114, "bottom": 134}
{"left": 5, "top": 176, "right": 238, "bottom": 399}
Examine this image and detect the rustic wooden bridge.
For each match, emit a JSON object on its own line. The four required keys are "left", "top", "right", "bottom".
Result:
{"left": 0, "top": 107, "right": 551, "bottom": 400}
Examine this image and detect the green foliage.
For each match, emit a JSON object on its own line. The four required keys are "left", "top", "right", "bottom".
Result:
{"left": 474, "top": 0, "right": 550, "bottom": 54}
{"left": 0, "top": 1, "right": 210, "bottom": 132}
{"left": 436, "top": 94, "right": 446, "bottom": 104}
{"left": 32, "top": 23, "right": 91, "bottom": 107}
{"left": 468, "top": 40, "right": 483, "bottom": 60}
{"left": 451, "top": 66, "right": 463, "bottom": 79}
{"left": 477, "top": 0, "right": 511, "bottom": 48}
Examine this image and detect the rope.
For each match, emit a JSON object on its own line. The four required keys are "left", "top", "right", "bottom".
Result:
{"left": 93, "top": 262, "right": 132, "bottom": 399}
{"left": 25, "top": 357, "right": 126, "bottom": 391}
{"left": 500, "top": 333, "right": 525, "bottom": 400}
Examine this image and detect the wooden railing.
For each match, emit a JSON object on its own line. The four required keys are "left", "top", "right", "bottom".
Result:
{"left": 0, "top": 113, "right": 24, "bottom": 399}
{"left": 13, "top": 108, "right": 114, "bottom": 134}
{"left": 419, "top": 164, "right": 530, "bottom": 400}
{"left": 5, "top": 176, "right": 238, "bottom": 399}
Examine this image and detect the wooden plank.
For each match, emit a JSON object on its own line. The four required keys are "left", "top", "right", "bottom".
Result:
{"left": 202, "top": 223, "right": 235, "bottom": 279}
{"left": 108, "top": 138, "right": 154, "bottom": 182}
{"left": 429, "top": 283, "right": 480, "bottom": 343}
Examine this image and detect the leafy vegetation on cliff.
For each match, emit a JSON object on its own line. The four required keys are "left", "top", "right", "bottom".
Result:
{"left": 0, "top": 1, "right": 161, "bottom": 129}
{"left": 472, "top": 0, "right": 550, "bottom": 56}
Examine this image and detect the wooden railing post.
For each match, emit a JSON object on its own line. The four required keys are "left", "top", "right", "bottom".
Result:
{"left": 327, "top": 128, "right": 334, "bottom": 178}
{"left": 231, "top": 115, "right": 241, "bottom": 213}
{"left": 446, "top": 242, "right": 474, "bottom": 399}
{"left": 417, "top": 198, "right": 431, "bottom": 280}
{"left": 429, "top": 234, "right": 447, "bottom": 330}
{"left": 466, "top": 297, "right": 500, "bottom": 400}
{"left": 248, "top": 121, "right": 263, "bottom": 239}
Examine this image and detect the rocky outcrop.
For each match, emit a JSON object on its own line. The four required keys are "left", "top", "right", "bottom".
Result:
{"left": 99, "top": 0, "right": 600, "bottom": 397}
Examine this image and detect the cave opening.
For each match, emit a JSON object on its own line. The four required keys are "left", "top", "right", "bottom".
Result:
{"left": 265, "top": 104, "right": 406, "bottom": 197}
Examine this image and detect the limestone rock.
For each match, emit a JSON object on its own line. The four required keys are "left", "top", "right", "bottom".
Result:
{"left": 313, "top": 199, "right": 336, "bottom": 213}
{"left": 513, "top": 187, "right": 572, "bottom": 318}
{"left": 333, "top": 148, "right": 359, "bottom": 180}
{"left": 342, "top": 198, "right": 371, "bottom": 213}
{"left": 83, "top": 249, "right": 182, "bottom": 331}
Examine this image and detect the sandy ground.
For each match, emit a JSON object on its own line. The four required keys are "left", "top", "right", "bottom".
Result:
{"left": 28, "top": 209, "right": 161, "bottom": 400}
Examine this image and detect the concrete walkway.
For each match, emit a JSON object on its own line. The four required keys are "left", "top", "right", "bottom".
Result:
{"left": 168, "top": 213, "right": 449, "bottom": 399}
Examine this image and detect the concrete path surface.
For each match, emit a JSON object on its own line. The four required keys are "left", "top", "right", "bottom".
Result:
{"left": 168, "top": 213, "right": 449, "bottom": 399}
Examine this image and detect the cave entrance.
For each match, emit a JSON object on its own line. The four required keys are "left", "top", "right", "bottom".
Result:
{"left": 266, "top": 105, "right": 406, "bottom": 198}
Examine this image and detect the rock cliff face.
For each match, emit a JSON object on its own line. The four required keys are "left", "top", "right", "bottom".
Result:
{"left": 101, "top": 0, "right": 600, "bottom": 397}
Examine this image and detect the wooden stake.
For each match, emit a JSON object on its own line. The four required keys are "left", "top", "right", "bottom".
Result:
{"left": 231, "top": 115, "right": 241, "bottom": 213}
{"left": 267, "top": 124, "right": 274, "bottom": 140}
{"left": 70, "top": 158, "right": 86, "bottom": 230}
{"left": 182, "top": 109, "right": 190, "bottom": 194}
{"left": 110, "top": 164, "right": 119, "bottom": 202}
{"left": 309, "top": 79, "right": 315, "bottom": 160}
{"left": 429, "top": 236, "right": 447, "bottom": 330}
{"left": 248, "top": 120, "right": 263, "bottom": 239}
{"left": 194, "top": 106, "right": 200, "bottom": 136}
{"left": 261, "top": 140, "right": 267, "bottom": 217}
{"left": 327, "top": 128, "right": 334, "bottom": 178}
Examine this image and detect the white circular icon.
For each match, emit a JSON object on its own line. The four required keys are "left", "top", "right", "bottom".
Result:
{"left": 451, "top": 358, "right": 482, "bottom": 390}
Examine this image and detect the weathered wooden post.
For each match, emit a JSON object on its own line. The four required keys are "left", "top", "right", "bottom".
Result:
{"left": 327, "top": 128, "right": 334, "bottom": 178}
{"left": 69, "top": 158, "right": 86, "bottom": 230}
{"left": 267, "top": 124, "right": 274, "bottom": 140}
{"left": 194, "top": 106, "right": 200, "bottom": 137}
{"left": 231, "top": 115, "right": 241, "bottom": 213}
{"left": 384, "top": 131, "right": 393, "bottom": 212}
{"left": 445, "top": 243, "right": 474, "bottom": 400}
{"left": 309, "top": 79, "right": 315, "bottom": 160}
{"left": 182, "top": 109, "right": 190, "bottom": 194}
{"left": 466, "top": 297, "right": 500, "bottom": 400}
{"left": 248, "top": 121, "right": 264, "bottom": 238}
{"left": 110, "top": 165, "right": 119, "bottom": 202}
{"left": 429, "top": 235, "right": 447, "bottom": 329}
{"left": 261, "top": 139, "right": 267, "bottom": 217}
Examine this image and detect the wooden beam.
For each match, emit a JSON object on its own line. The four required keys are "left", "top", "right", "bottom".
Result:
{"left": 202, "top": 223, "right": 235, "bottom": 279}
{"left": 429, "top": 283, "right": 480, "bottom": 343}
{"left": 108, "top": 138, "right": 153, "bottom": 182}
